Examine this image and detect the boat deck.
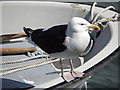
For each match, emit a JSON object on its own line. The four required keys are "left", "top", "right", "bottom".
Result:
{"left": 1, "top": 41, "right": 62, "bottom": 88}
{"left": 1, "top": 41, "right": 84, "bottom": 89}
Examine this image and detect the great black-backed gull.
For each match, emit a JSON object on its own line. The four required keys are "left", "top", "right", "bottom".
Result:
{"left": 24, "top": 17, "right": 100, "bottom": 82}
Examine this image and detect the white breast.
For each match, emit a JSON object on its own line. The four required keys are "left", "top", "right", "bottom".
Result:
{"left": 50, "top": 32, "right": 90, "bottom": 59}
{"left": 65, "top": 32, "right": 90, "bottom": 53}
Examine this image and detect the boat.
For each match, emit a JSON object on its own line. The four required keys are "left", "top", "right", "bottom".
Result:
{"left": 0, "top": 1, "right": 119, "bottom": 89}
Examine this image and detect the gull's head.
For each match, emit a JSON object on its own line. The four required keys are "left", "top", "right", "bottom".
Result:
{"left": 68, "top": 17, "right": 100, "bottom": 33}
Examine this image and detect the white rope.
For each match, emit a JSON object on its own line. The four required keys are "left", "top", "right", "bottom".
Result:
{"left": 0, "top": 58, "right": 60, "bottom": 76}
{"left": 93, "top": 13, "right": 119, "bottom": 31}
{"left": 0, "top": 54, "right": 49, "bottom": 65}
{"left": 92, "top": 6, "right": 115, "bottom": 24}
{"left": 90, "top": 2, "right": 97, "bottom": 22}
{"left": 79, "top": 39, "right": 94, "bottom": 57}
{"left": 95, "top": 13, "right": 119, "bottom": 24}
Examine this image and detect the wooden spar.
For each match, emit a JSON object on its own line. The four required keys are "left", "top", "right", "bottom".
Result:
{"left": 0, "top": 33, "right": 36, "bottom": 55}
{"left": 0, "top": 33, "right": 27, "bottom": 42}
{"left": 0, "top": 48, "right": 36, "bottom": 55}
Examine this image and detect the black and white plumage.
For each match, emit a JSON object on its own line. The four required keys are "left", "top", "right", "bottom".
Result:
{"left": 24, "top": 25, "right": 67, "bottom": 54}
{"left": 24, "top": 17, "right": 100, "bottom": 81}
{"left": 24, "top": 17, "right": 100, "bottom": 58}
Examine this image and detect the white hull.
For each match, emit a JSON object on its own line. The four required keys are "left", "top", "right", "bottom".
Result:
{"left": 0, "top": 1, "right": 119, "bottom": 89}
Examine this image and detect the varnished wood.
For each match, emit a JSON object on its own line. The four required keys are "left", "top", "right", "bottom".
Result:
{"left": 0, "top": 33, "right": 27, "bottom": 42}
{"left": 0, "top": 48, "right": 36, "bottom": 55}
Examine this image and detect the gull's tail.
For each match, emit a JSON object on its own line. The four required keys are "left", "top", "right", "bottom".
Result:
{"left": 23, "top": 27, "right": 33, "bottom": 37}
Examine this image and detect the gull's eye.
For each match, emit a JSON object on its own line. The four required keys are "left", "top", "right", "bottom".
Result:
{"left": 79, "top": 23, "right": 85, "bottom": 25}
{"left": 88, "top": 29, "right": 92, "bottom": 32}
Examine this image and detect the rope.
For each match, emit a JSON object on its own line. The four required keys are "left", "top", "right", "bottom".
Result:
{"left": 0, "top": 54, "right": 49, "bottom": 65}
{"left": 92, "top": 6, "right": 115, "bottom": 24}
{"left": 79, "top": 39, "right": 94, "bottom": 57}
{"left": 0, "top": 58, "right": 60, "bottom": 76}
{"left": 95, "top": 14, "right": 120, "bottom": 24}
{"left": 90, "top": 2, "right": 97, "bottom": 22}
{"left": 94, "top": 13, "right": 119, "bottom": 31}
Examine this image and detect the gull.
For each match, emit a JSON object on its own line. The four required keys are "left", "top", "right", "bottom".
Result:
{"left": 24, "top": 17, "right": 100, "bottom": 82}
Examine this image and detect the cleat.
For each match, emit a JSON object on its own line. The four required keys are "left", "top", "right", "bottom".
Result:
{"left": 27, "top": 50, "right": 44, "bottom": 57}
{"left": 27, "top": 52, "right": 35, "bottom": 57}
{"left": 26, "top": 46, "right": 45, "bottom": 57}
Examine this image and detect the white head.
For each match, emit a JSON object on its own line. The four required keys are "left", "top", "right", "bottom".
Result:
{"left": 67, "top": 17, "right": 100, "bottom": 33}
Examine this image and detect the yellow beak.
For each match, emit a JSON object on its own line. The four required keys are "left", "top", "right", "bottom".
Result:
{"left": 88, "top": 25, "right": 100, "bottom": 30}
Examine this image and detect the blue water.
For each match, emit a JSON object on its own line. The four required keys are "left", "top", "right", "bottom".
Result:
{"left": 88, "top": 54, "right": 119, "bottom": 88}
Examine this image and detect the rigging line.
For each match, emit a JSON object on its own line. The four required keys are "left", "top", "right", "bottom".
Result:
{"left": 0, "top": 57, "right": 54, "bottom": 72}
{"left": 0, "top": 54, "right": 49, "bottom": 65}
{"left": 90, "top": 2, "right": 97, "bottom": 22}
{"left": 94, "top": 13, "right": 119, "bottom": 31}
{"left": 92, "top": 6, "right": 115, "bottom": 24}
{"left": 79, "top": 39, "right": 94, "bottom": 57}
{"left": 0, "top": 58, "right": 60, "bottom": 76}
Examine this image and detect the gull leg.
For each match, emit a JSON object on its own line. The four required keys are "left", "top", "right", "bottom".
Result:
{"left": 69, "top": 59, "right": 84, "bottom": 78}
{"left": 78, "top": 57, "right": 84, "bottom": 65}
{"left": 59, "top": 59, "right": 64, "bottom": 77}
{"left": 60, "top": 59, "right": 74, "bottom": 82}
{"left": 69, "top": 59, "right": 74, "bottom": 73}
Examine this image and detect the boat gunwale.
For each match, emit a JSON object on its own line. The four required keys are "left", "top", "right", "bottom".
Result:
{"left": 1, "top": 0, "right": 119, "bottom": 13}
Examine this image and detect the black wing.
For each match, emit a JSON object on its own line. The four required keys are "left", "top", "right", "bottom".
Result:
{"left": 31, "top": 25, "right": 67, "bottom": 54}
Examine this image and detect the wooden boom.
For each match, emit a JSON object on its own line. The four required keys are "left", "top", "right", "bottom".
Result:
{"left": 0, "top": 48, "right": 36, "bottom": 55}
{"left": 0, "top": 33, "right": 35, "bottom": 55}
{"left": 0, "top": 33, "right": 27, "bottom": 42}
